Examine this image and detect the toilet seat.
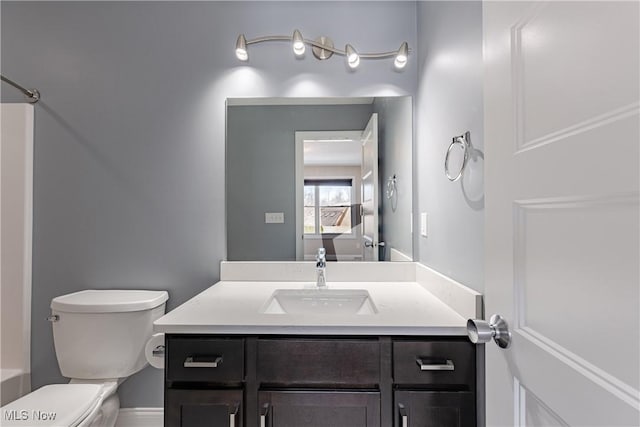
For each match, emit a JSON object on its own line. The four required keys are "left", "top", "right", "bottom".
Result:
{"left": 0, "top": 384, "right": 103, "bottom": 426}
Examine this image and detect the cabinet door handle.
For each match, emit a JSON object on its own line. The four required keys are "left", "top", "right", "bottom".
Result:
{"left": 415, "top": 357, "right": 455, "bottom": 371}
{"left": 260, "top": 403, "right": 270, "bottom": 427}
{"left": 229, "top": 404, "right": 239, "bottom": 427}
{"left": 183, "top": 355, "right": 223, "bottom": 368}
{"left": 398, "top": 404, "right": 408, "bottom": 427}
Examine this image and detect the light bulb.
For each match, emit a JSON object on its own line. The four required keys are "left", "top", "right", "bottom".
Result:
{"left": 236, "top": 34, "right": 248, "bottom": 61}
{"left": 345, "top": 44, "right": 360, "bottom": 69}
{"left": 394, "top": 42, "right": 409, "bottom": 69}
{"left": 292, "top": 29, "right": 305, "bottom": 56}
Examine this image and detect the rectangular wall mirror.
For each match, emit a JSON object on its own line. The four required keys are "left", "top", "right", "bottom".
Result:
{"left": 226, "top": 96, "right": 413, "bottom": 262}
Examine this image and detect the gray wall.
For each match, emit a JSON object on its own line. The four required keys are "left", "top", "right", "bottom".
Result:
{"left": 374, "top": 97, "right": 413, "bottom": 260}
{"left": 415, "top": 1, "right": 484, "bottom": 292}
{"left": 1, "top": 1, "right": 417, "bottom": 407}
{"left": 226, "top": 104, "right": 372, "bottom": 260}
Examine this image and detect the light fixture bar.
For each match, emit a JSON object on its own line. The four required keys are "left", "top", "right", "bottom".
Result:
{"left": 246, "top": 36, "right": 405, "bottom": 58}
{"left": 237, "top": 33, "right": 409, "bottom": 68}
{"left": 246, "top": 35, "right": 292, "bottom": 44}
{"left": 244, "top": 36, "right": 344, "bottom": 56}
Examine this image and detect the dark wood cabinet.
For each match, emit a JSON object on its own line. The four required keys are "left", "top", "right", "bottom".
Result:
{"left": 257, "top": 338, "right": 380, "bottom": 387}
{"left": 164, "top": 335, "right": 476, "bottom": 427}
{"left": 259, "top": 390, "right": 380, "bottom": 427}
{"left": 166, "top": 336, "right": 245, "bottom": 384}
{"left": 165, "top": 389, "right": 242, "bottom": 427}
{"left": 395, "top": 391, "right": 475, "bottom": 427}
{"left": 392, "top": 340, "right": 475, "bottom": 387}
{"left": 393, "top": 339, "right": 476, "bottom": 427}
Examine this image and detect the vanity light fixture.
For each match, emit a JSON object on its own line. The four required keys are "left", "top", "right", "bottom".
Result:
{"left": 235, "top": 34, "right": 248, "bottom": 61}
{"left": 292, "top": 29, "right": 305, "bottom": 56}
{"left": 234, "top": 30, "right": 409, "bottom": 70}
{"left": 345, "top": 44, "right": 360, "bottom": 69}
{"left": 394, "top": 42, "right": 409, "bottom": 69}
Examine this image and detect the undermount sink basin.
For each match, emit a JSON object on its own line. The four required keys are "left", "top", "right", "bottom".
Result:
{"left": 260, "top": 289, "right": 378, "bottom": 315}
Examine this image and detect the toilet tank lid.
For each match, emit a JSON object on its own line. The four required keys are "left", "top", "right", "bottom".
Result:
{"left": 51, "top": 290, "right": 169, "bottom": 313}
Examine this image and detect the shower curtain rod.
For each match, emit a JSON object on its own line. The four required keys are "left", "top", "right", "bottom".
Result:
{"left": 1, "top": 74, "right": 40, "bottom": 103}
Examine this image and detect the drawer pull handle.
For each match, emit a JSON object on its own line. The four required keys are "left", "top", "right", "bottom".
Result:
{"left": 416, "top": 357, "right": 455, "bottom": 371}
{"left": 229, "top": 404, "right": 239, "bottom": 427}
{"left": 398, "top": 404, "right": 408, "bottom": 427}
{"left": 183, "top": 356, "right": 223, "bottom": 368}
{"left": 260, "top": 403, "right": 270, "bottom": 427}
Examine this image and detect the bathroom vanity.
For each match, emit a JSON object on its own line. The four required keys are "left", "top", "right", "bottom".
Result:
{"left": 163, "top": 335, "right": 475, "bottom": 427}
{"left": 155, "top": 262, "right": 482, "bottom": 427}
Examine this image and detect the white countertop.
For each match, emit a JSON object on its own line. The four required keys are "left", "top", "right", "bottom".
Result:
{"left": 154, "top": 281, "right": 469, "bottom": 336}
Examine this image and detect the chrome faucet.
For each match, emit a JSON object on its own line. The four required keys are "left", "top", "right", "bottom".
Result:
{"left": 316, "top": 247, "right": 327, "bottom": 288}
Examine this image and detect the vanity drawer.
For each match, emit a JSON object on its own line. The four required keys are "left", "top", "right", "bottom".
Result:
{"left": 393, "top": 340, "right": 474, "bottom": 387}
{"left": 166, "top": 336, "right": 244, "bottom": 383}
{"left": 257, "top": 338, "right": 380, "bottom": 386}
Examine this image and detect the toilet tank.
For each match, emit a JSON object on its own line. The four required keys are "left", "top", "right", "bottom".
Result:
{"left": 50, "top": 290, "right": 168, "bottom": 380}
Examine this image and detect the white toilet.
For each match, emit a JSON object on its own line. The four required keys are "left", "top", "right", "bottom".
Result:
{"left": 1, "top": 289, "right": 168, "bottom": 427}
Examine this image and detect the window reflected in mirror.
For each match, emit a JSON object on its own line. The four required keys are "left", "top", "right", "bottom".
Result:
{"left": 304, "top": 180, "right": 353, "bottom": 235}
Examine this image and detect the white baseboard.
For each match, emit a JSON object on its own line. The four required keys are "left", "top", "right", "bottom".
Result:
{"left": 115, "top": 408, "right": 163, "bottom": 427}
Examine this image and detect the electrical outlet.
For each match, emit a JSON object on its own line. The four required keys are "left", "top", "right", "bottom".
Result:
{"left": 420, "top": 212, "right": 428, "bottom": 237}
{"left": 265, "top": 212, "right": 284, "bottom": 224}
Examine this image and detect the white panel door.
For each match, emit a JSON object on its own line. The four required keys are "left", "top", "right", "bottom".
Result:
{"left": 484, "top": 1, "right": 639, "bottom": 426}
{"left": 361, "top": 113, "right": 379, "bottom": 261}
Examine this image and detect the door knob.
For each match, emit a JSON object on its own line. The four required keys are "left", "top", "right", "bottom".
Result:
{"left": 467, "top": 314, "right": 512, "bottom": 349}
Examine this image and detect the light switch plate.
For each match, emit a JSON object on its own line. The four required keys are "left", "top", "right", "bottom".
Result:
{"left": 420, "top": 212, "right": 428, "bottom": 237}
{"left": 265, "top": 212, "right": 284, "bottom": 224}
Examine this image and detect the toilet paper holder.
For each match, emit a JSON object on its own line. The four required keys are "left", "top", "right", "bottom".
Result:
{"left": 145, "top": 333, "right": 166, "bottom": 369}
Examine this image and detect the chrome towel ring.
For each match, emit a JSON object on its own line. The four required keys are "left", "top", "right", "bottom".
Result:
{"left": 444, "top": 131, "right": 470, "bottom": 181}
{"left": 385, "top": 174, "right": 397, "bottom": 200}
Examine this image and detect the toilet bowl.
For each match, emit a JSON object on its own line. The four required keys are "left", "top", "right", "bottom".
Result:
{"left": 0, "top": 290, "right": 168, "bottom": 427}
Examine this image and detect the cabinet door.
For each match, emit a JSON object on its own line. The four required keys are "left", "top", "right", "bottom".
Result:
{"left": 166, "top": 389, "right": 242, "bottom": 427}
{"left": 394, "top": 391, "right": 474, "bottom": 427}
{"left": 259, "top": 390, "right": 380, "bottom": 427}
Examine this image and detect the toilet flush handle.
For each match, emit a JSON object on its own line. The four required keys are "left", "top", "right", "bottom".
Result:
{"left": 46, "top": 314, "right": 59, "bottom": 322}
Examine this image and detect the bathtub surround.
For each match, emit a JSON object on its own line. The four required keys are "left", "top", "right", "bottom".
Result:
{"left": 0, "top": 104, "right": 33, "bottom": 405}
